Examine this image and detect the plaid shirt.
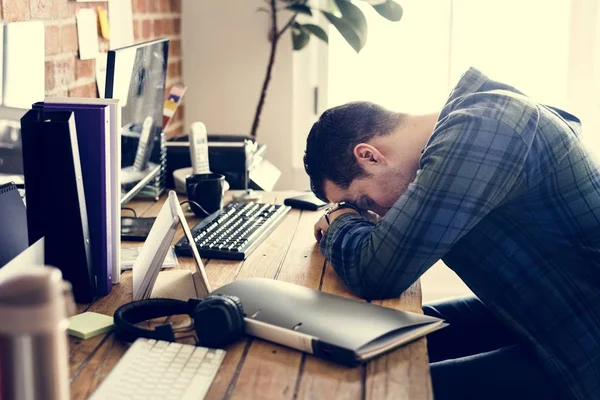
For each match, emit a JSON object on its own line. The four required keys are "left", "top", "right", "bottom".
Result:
{"left": 321, "top": 67, "right": 600, "bottom": 399}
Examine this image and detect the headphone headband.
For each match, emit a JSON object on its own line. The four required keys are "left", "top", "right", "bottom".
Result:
{"left": 114, "top": 298, "right": 194, "bottom": 342}
{"left": 113, "top": 295, "right": 246, "bottom": 348}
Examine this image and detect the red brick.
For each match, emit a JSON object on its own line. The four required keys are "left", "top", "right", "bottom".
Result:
{"left": 153, "top": 19, "right": 163, "bottom": 37}
{"left": 170, "top": 0, "right": 181, "bottom": 13}
{"left": 147, "top": 0, "right": 158, "bottom": 13}
{"left": 61, "top": 24, "right": 79, "bottom": 52}
{"left": 158, "top": 0, "right": 168, "bottom": 12}
{"left": 53, "top": 56, "right": 76, "bottom": 88}
{"left": 76, "top": 58, "right": 95, "bottom": 80}
{"left": 164, "top": 18, "right": 176, "bottom": 35}
{"left": 69, "top": 82, "right": 98, "bottom": 98}
{"left": 174, "top": 19, "right": 180, "bottom": 34}
{"left": 132, "top": 0, "right": 146, "bottom": 13}
{"left": 169, "top": 39, "right": 181, "bottom": 58}
{"left": 54, "top": 0, "right": 69, "bottom": 18}
{"left": 3, "top": 0, "right": 31, "bottom": 22}
{"left": 142, "top": 19, "right": 152, "bottom": 39}
{"left": 45, "top": 25, "right": 61, "bottom": 56}
{"left": 45, "top": 61, "right": 55, "bottom": 92}
{"left": 30, "top": 0, "right": 53, "bottom": 19}
{"left": 167, "top": 60, "right": 181, "bottom": 79}
{"left": 133, "top": 19, "right": 141, "bottom": 40}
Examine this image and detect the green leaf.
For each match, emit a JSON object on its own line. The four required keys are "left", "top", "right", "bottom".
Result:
{"left": 322, "top": 11, "right": 362, "bottom": 52}
{"left": 287, "top": 4, "right": 313, "bottom": 16}
{"left": 292, "top": 22, "right": 311, "bottom": 50}
{"left": 371, "top": 0, "right": 403, "bottom": 21}
{"left": 334, "top": 0, "right": 367, "bottom": 47}
{"left": 302, "top": 23, "right": 328, "bottom": 43}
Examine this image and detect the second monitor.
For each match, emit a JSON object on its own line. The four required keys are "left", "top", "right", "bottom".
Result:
{"left": 105, "top": 38, "right": 169, "bottom": 203}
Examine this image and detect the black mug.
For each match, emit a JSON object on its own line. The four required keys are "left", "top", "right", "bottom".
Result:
{"left": 186, "top": 173, "right": 226, "bottom": 217}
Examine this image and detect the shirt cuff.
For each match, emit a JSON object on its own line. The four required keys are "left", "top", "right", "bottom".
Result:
{"left": 320, "top": 213, "right": 371, "bottom": 259}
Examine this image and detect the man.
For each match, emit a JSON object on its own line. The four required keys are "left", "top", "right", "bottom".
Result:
{"left": 304, "top": 67, "right": 600, "bottom": 400}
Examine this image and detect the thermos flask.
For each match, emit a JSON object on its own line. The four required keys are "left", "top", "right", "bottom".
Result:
{"left": 0, "top": 266, "right": 75, "bottom": 400}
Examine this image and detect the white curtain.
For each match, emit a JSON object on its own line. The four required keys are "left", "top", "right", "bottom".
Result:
{"left": 327, "top": 0, "right": 600, "bottom": 156}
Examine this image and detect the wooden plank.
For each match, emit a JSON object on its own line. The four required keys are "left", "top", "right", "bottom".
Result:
{"left": 206, "top": 193, "right": 303, "bottom": 400}
{"left": 366, "top": 280, "right": 432, "bottom": 400}
{"left": 296, "top": 263, "right": 364, "bottom": 400}
{"left": 226, "top": 210, "right": 326, "bottom": 400}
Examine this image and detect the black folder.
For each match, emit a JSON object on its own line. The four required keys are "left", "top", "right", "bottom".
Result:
{"left": 20, "top": 110, "right": 95, "bottom": 303}
{"left": 0, "top": 182, "right": 28, "bottom": 268}
{"left": 214, "top": 278, "right": 446, "bottom": 366}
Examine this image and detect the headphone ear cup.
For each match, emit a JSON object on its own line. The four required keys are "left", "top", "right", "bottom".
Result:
{"left": 193, "top": 295, "right": 246, "bottom": 348}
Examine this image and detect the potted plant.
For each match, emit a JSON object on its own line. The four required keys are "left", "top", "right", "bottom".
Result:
{"left": 250, "top": 0, "right": 404, "bottom": 139}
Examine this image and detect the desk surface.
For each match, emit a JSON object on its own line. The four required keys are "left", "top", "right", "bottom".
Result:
{"left": 69, "top": 191, "right": 432, "bottom": 400}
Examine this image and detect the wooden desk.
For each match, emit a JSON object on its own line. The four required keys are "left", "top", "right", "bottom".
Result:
{"left": 69, "top": 192, "right": 432, "bottom": 399}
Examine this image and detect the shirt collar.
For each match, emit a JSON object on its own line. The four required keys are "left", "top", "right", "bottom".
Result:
{"left": 446, "top": 67, "right": 489, "bottom": 103}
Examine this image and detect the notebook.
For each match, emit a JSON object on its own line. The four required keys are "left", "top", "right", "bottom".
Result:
{"left": 20, "top": 109, "right": 95, "bottom": 303}
{"left": 45, "top": 97, "right": 122, "bottom": 284}
{"left": 136, "top": 191, "right": 446, "bottom": 366}
{"left": 0, "top": 182, "right": 28, "bottom": 268}
{"left": 34, "top": 102, "right": 112, "bottom": 296}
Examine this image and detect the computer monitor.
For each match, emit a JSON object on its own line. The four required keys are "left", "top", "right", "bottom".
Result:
{"left": 105, "top": 38, "right": 169, "bottom": 201}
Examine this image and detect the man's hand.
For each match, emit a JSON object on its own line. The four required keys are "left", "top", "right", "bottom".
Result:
{"left": 314, "top": 208, "right": 359, "bottom": 242}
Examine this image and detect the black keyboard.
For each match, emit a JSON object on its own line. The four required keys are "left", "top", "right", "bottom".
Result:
{"left": 174, "top": 202, "right": 291, "bottom": 260}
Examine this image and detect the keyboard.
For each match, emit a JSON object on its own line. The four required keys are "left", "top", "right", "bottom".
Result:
{"left": 90, "top": 338, "right": 225, "bottom": 400}
{"left": 174, "top": 201, "right": 291, "bottom": 260}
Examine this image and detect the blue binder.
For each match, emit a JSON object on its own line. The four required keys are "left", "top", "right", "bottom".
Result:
{"left": 33, "top": 102, "right": 112, "bottom": 296}
{"left": 20, "top": 109, "right": 95, "bottom": 303}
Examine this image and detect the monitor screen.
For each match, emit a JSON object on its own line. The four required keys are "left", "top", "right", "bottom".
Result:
{"left": 105, "top": 38, "right": 169, "bottom": 136}
{"left": 105, "top": 38, "right": 169, "bottom": 203}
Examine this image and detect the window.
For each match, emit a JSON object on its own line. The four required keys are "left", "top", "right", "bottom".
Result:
{"left": 327, "top": 0, "right": 600, "bottom": 155}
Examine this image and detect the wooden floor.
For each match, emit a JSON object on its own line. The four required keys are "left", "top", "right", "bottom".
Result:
{"left": 68, "top": 191, "right": 432, "bottom": 399}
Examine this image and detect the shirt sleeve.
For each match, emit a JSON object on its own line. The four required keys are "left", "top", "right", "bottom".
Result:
{"left": 320, "top": 113, "right": 531, "bottom": 299}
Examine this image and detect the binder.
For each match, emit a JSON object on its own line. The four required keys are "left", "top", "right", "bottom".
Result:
{"left": 20, "top": 109, "right": 95, "bottom": 303}
{"left": 45, "top": 97, "right": 122, "bottom": 284}
{"left": 34, "top": 102, "right": 112, "bottom": 296}
{"left": 214, "top": 278, "right": 446, "bottom": 366}
{"left": 0, "top": 182, "right": 28, "bottom": 268}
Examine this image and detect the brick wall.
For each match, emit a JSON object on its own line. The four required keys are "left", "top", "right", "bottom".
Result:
{"left": 2, "top": 0, "right": 185, "bottom": 137}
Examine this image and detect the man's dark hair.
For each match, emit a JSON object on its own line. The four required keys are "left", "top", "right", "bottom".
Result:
{"left": 303, "top": 101, "right": 405, "bottom": 202}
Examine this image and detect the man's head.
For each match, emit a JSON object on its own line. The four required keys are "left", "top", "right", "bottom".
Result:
{"left": 304, "top": 101, "right": 428, "bottom": 217}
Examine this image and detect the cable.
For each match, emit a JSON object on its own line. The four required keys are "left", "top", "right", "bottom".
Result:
{"left": 121, "top": 207, "right": 137, "bottom": 218}
{"left": 179, "top": 200, "right": 210, "bottom": 217}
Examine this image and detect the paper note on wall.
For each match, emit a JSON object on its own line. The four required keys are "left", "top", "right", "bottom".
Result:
{"left": 108, "top": 0, "right": 134, "bottom": 50}
{"left": 3, "top": 21, "right": 44, "bottom": 109}
{"left": 77, "top": 9, "right": 100, "bottom": 60}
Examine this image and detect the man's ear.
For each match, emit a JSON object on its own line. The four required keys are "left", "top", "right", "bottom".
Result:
{"left": 353, "top": 143, "right": 386, "bottom": 170}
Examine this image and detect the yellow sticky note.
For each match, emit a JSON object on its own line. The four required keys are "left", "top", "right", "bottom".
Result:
{"left": 68, "top": 312, "right": 114, "bottom": 340}
{"left": 97, "top": 6, "right": 110, "bottom": 40}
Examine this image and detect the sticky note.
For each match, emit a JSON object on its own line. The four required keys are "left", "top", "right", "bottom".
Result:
{"left": 68, "top": 312, "right": 114, "bottom": 340}
{"left": 97, "top": 6, "right": 110, "bottom": 40}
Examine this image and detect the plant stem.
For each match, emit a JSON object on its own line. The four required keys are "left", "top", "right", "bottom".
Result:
{"left": 250, "top": 0, "right": 279, "bottom": 140}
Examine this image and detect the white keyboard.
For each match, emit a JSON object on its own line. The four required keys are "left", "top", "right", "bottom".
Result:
{"left": 90, "top": 338, "right": 226, "bottom": 400}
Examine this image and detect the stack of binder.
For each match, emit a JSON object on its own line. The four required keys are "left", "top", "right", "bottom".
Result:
{"left": 20, "top": 98, "right": 121, "bottom": 303}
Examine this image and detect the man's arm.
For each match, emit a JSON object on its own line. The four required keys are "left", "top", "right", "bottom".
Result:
{"left": 320, "top": 114, "right": 531, "bottom": 299}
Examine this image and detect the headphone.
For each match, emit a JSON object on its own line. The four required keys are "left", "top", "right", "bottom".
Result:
{"left": 113, "top": 294, "right": 246, "bottom": 348}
